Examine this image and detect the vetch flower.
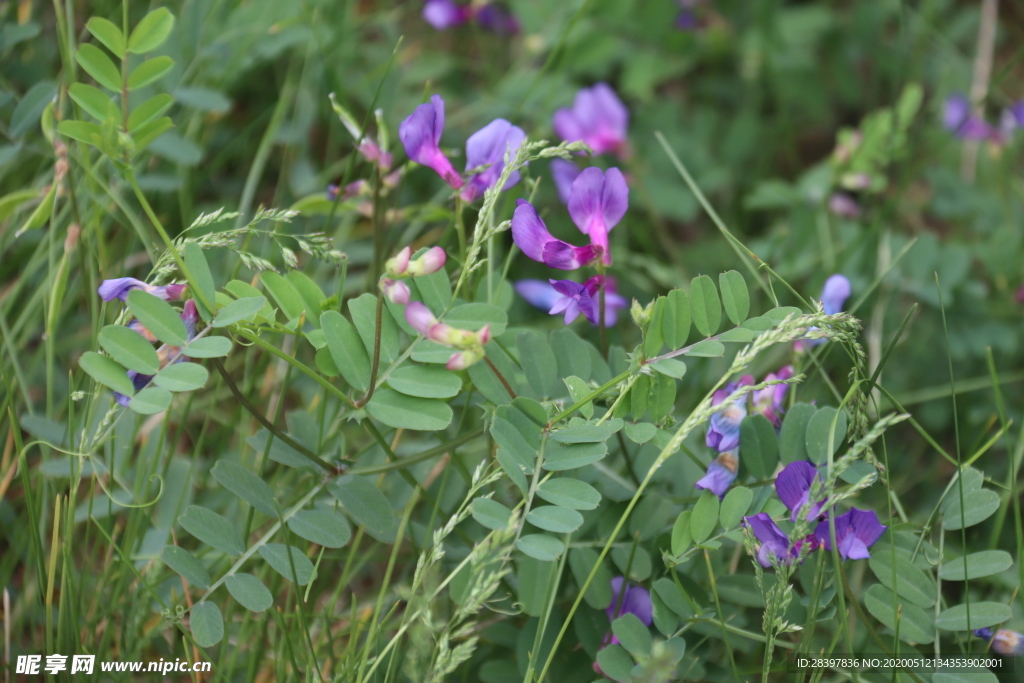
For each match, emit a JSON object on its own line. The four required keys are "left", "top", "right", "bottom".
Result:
{"left": 813, "top": 508, "right": 886, "bottom": 561}
{"left": 399, "top": 95, "right": 464, "bottom": 190}
{"left": 422, "top": 0, "right": 471, "bottom": 29}
{"left": 973, "top": 628, "right": 1024, "bottom": 656}
{"left": 385, "top": 246, "right": 447, "bottom": 278}
{"left": 115, "top": 301, "right": 199, "bottom": 407}
{"left": 743, "top": 513, "right": 818, "bottom": 568}
{"left": 553, "top": 83, "right": 629, "bottom": 158}
{"left": 753, "top": 365, "right": 794, "bottom": 428}
{"left": 461, "top": 119, "right": 526, "bottom": 202}
{"left": 515, "top": 277, "right": 627, "bottom": 327}
{"left": 550, "top": 159, "right": 581, "bottom": 204}
{"left": 404, "top": 302, "right": 490, "bottom": 369}
{"left": 511, "top": 199, "right": 599, "bottom": 270}
{"left": 705, "top": 376, "right": 754, "bottom": 452}
{"left": 98, "top": 278, "right": 186, "bottom": 303}
{"left": 567, "top": 167, "right": 628, "bottom": 265}
{"left": 943, "top": 94, "right": 995, "bottom": 141}
{"left": 828, "top": 192, "right": 861, "bottom": 219}
{"left": 605, "top": 577, "right": 653, "bottom": 633}
{"left": 475, "top": 3, "right": 519, "bottom": 34}
{"left": 821, "top": 274, "right": 851, "bottom": 315}
{"left": 380, "top": 279, "right": 410, "bottom": 305}
{"left": 695, "top": 450, "right": 738, "bottom": 498}
{"left": 776, "top": 461, "right": 826, "bottom": 522}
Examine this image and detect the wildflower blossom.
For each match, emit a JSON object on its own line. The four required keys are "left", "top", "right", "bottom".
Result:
{"left": 404, "top": 302, "right": 491, "bottom": 369}
{"left": 422, "top": 0, "right": 517, "bottom": 33}
{"left": 743, "top": 513, "right": 818, "bottom": 568}
{"left": 813, "top": 508, "right": 886, "bottom": 560}
{"left": 828, "top": 192, "right": 861, "bottom": 219}
{"left": 98, "top": 278, "right": 187, "bottom": 303}
{"left": 399, "top": 95, "right": 464, "bottom": 189}
{"left": 752, "top": 365, "right": 793, "bottom": 428}
{"left": 511, "top": 199, "right": 599, "bottom": 270}
{"left": 515, "top": 276, "right": 627, "bottom": 326}
{"left": 973, "top": 628, "right": 1024, "bottom": 656}
{"left": 605, "top": 577, "right": 653, "bottom": 629}
{"left": 476, "top": 3, "right": 519, "bottom": 34}
{"left": 705, "top": 376, "right": 753, "bottom": 452}
{"left": 422, "top": 0, "right": 470, "bottom": 29}
{"left": 550, "top": 159, "right": 581, "bottom": 204}
{"left": 695, "top": 450, "right": 738, "bottom": 498}
{"left": 461, "top": 118, "right": 526, "bottom": 202}
{"left": 553, "top": 83, "right": 629, "bottom": 158}
{"left": 796, "top": 274, "right": 851, "bottom": 351}
{"left": 380, "top": 279, "right": 411, "bottom": 305}
{"left": 567, "top": 167, "right": 628, "bottom": 265}
{"left": 776, "top": 461, "right": 826, "bottom": 522}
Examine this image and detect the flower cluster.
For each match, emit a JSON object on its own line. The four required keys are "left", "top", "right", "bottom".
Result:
{"left": 379, "top": 246, "right": 447, "bottom": 305}
{"left": 943, "top": 93, "right": 1024, "bottom": 146}
{"left": 326, "top": 96, "right": 403, "bottom": 216}
{"left": 422, "top": 0, "right": 518, "bottom": 34}
{"left": 405, "top": 302, "right": 491, "bottom": 370}
{"left": 399, "top": 95, "right": 525, "bottom": 203}
{"left": 743, "top": 461, "right": 886, "bottom": 568}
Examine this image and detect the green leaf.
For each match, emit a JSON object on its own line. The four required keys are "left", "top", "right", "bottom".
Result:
{"left": 75, "top": 44, "right": 121, "bottom": 91}
{"left": 225, "top": 280, "right": 276, "bottom": 321}
{"left": 152, "top": 363, "right": 208, "bottom": 392}
{"left": 690, "top": 490, "right": 720, "bottom": 544}
{"left": 863, "top": 584, "right": 935, "bottom": 644}
{"left": 365, "top": 389, "right": 453, "bottom": 431}
{"left": 182, "top": 336, "right": 231, "bottom": 358}
{"left": 653, "top": 578, "right": 694, "bottom": 618}
{"left": 804, "top": 406, "right": 847, "bottom": 465}
{"left": 413, "top": 268, "right": 451, "bottom": 314}
{"left": 286, "top": 272, "right": 326, "bottom": 328}
{"left": 943, "top": 489, "right": 1001, "bottom": 530}
{"left": 595, "top": 644, "right": 633, "bottom": 683}
{"left": 536, "top": 478, "right": 601, "bottom": 510}
{"left": 938, "top": 551, "right": 1013, "bottom": 581}
{"left": 935, "top": 602, "right": 1011, "bottom": 631}
{"left": 126, "top": 289, "right": 187, "bottom": 346}
{"left": 542, "top": 439, "right": 607, "bottom": 471}
{"left": 563, "top": 376, "right": 594, "bottom": 419}
{"left": 98, "top": 324, "right": 159, "bottom": 374}
{"left": 128, "top": 387, "right": 172, "bottom": 414}
{"left": 496, "top": 449, "right": 529, "bottom": 496}
{"left": 612, "top": 613, "right": 652, "bottom": 659}
{"left": 86, "top": 17, "right": 126, "bottom": 58}
{"left": 491, "top": 417, "right": 538, "bottom": 473}
{"left": 764, "top": 306, "right": 802, "bottom": 323}
{"left": 386, "top": 364, "right": 461, "bottom": 398}
{"left": 173, "top": 86, "right": 231, "bottom": 113}
{"left": 630, "top": 374, "right": 650, "bottom": 419}
{"left": 445, "top": 303, "right": 508, "bottom": 337}
{"left": 328, "top": 475, "right": 396, "bottom": 540}
{"left": 612, "top": 545, "right": 652, "bottom": 581}
{"left": 161, "top": 545, "right": 210, "bottom": 589}
{"left": 258, "top": 544, "right": 315, "bottom": 585}
{"left": 471, "top": 497, "right": 513, "bottom": 530}
{"left": 624, "top": 422, "right": 657, "bottom": 444}
{"left": 348, "top": 293, "right": 396, "bottom": 362}
{"left": 663, "top": 288, "right": 691, "bottom": 349}
{"left": 131, "top": 116, "right": 173, "bottom": 151}
{"left": 287, "top": 509, "right": 352, "bottom": 548}
{"left": 649, "top": 373, "right": 676, "bottom": 423}
{"left": 779, "top": 403, "right": 816, "bottom": 464}
{"left": 213, "top": 296, "right": 266, "bottom": 327}
{"left": 550, "top": 328, "right": 593, "bottom": 382}
{"left": 719, "top": 270, "right": 749, "bottom": 325}
{"left": 569, "top": 547, "right": 612, "bottom": 609}
{"left": 740, "top": 414, "right": 778, "bottom": 480}
{"left": 689, "top": 275, "right": 721, "bottom": 337}
{"left": 80, "top": 351, "right": 134, "bottom": 396}
{"left": 869, "top": 552, "right": 936, "bottom": 608}
{"left": 179, "top": 505, "right": 244, "bottom": 555}
{"left": 644, "top": 296, "right": 667, "bottom": 357}
{"left": 720, "top": 487, "right": 753, "bottom": 530}
{"left": 516, "top": 534, "right": 564, "bottom": 561}
{"left": 651, "top": 587, "right": 678, "bottom": 638}
{"left": 57, "top": 120, "right": 102, "bottom": 146}
{"left": 517, "top": 330, "right": 559, "bottom": 398}
{"left": 182, "top": 243, "right": 215, "bottom": 321}
{"left": 933, "top": 673, "right": 999, "bottom": 683}
{"left": 225, "top": 573, "right": 273, "bottom": 613}
{"left": 548, "top": 420, "right": 621, "bottom": 444}
{"left": 128, "top": 8, "right": 175, "bottom": 53}
{"left": 210, "top": 461, "right": 278, "bottom": 518}
{"left": 673, "top": 509, "right": 694, "bottom": 556}
{"left": 321, "top": 311, "right": 371, "bottom": 391}
{"left": 190, "top": 602, "right": 223, "bottom": 647}
{"left": 527, "top": 506, "right": 583, "bottom": 533}
{"left": 718, "top": 327, "right": 757, "bottom": 343}
{"left": 650, "top": 358, "right": 686, "bottom": 379}
{"left": 11, "top": 81, "right": 56, "bottom": 138}
{"left": 687, "top": 340, "right": 724, "bottom": 357}
{"left": 68, "top": 83, "right": 117, "bottom": 123}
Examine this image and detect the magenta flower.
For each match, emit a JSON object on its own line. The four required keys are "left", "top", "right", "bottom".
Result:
{"left": 515, "top": 276, "right": 627, "bottom": 326}
{"left": 753, "top": 365, "right": 793, "bottom": 428}
{"left": 553, "top": 83, "right": 629, "bottom": 158}
{"left": 476, "top": 3, "right": 519, "bottom": 34}
{"left": 743, "top": 513, "right": 819, "bottom": 568}
{"left": 813, "top": 508, "right": 886, "bottom": 561}
{"left": 776, "top": 461, "right": 826, "bottom": 522}
{"left": 404, "top": 302, "right": 490, "bottom": 369}
{"left": 973, "top": 628, "right": 1024, "bottom": 656}
{"left": 115, "top": 300, "right": 199, "bottom": 406}
{"left": 550, "top": 159, "right": 581, "bottom": 204}
{"left": 380, "top": 279, "right": 410, "bottom": 305}
{"left": 944, "top": 94, "right": 995, "bottom": 141}
{"left": 547, "top": 276, "right": 627, "bottom": 325}
{"left": 511, "top": 200, "right": 599, "bottom": 270}
{"left": 567, "top": 167, "right": 628, "bottom": 265}
{"left": 705, "top": 376, "right": 753, "bottom": 452}
{"left": 422, "top": 0, "right": 471, "bottom": 29}
{"left": 695, "top": 450, "right": 738, "bottom": 498}
{"left": 399, "top": 95, "right": 464, "bottom": 190}
{"left": 98, "top": 278, "right": 187, "bottom": 303}
{"left": 461, "top": 118, "right": 526, "bottom": 202}
{"left": 828, "top": 192, "right": 861, "bottom": 219}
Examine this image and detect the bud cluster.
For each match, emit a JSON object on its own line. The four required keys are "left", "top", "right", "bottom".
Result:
{"left": 379, "top": 246, "right": 448, "bottom": 305}
{"left": 404, "top": 302, "right": 492, "bottom": 371}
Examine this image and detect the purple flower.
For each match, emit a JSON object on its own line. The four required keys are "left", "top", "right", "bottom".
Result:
{"left": 476, "top": 3, "right": 519, "bottom": 34}
{"left": 743, "top": 513, "right": 819, "bottom": 568}
{"left": 776, "top": 461, "right": 826, "bottom": 522}
{"left": 813, "top": 508, "right": 886, "bottom": 561}
{"left": 511, "top": 200, "right": 599, "bottom": 270}
{"left": 943, "top": 94, "right": 994, "bottom": 141}
{"left": 695, "top": 450, "right": 738, "bottom": 498}
{"left": 399, "top": 95, "right": 464, "bottom": 190}
{"left": 98, "top": 278, "right": 187, "bottom": 303}
{"left": 567, "top": 167, "right": 628, "bottom": 266}
{"left": 381, "top": 279, "right": 410, "bottom": 305}
{"left": 422, "top": 0, "right": 470, "bottom": 29}
{"left": 973, "top": 628, "right": 1024, "bottom": 656}
{"left": 327, "top": 180, "right": 369, "bottom": 202}
{"left": 515, "top": 277, "right": 626, "bottom": 327}
{"left": 828, "top": 192, "right": 861, "bottom": 219}
{"left": 605, "top": 577, "right": 653, "bottom": 631}
{"left": 550, "top": 159, "right": 581, "bottom": 205}
{"left": 553, "top": 83, "right": 629, "bottom": 158}
{"left": 705, "top": 376, "right": 753, "bottom": 452}
{"left": 461, "top": 118, "right": 526, "bottom": 202}
{"left": 753, "top": 365, "right": 793, "bottom": 428}
{"left": 821, "top": 274, "right": 851, "bottom": 315}
{"left": 114, "top": 300, "right": 199, "bottom": 407}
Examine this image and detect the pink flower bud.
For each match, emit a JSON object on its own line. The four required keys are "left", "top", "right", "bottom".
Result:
{"left": 476, "top": 324, "right": 491, "bottom": 346}
{"left": 380, "top": 278, "right": 410, "bottom": 305}
{"left": 405, "top": 302, "right": 438, "bottom": 336}
{"left": 446, "top": 347, "right": 484, "bottom": 370}
{"left": 406, "top": 246, "right": 447, "bottom": 277}
{"left": 427, "top": 322, "right": 459, "bottom": 345}
{"left": 385, "top": 246, "right": 412, "bottom": 277}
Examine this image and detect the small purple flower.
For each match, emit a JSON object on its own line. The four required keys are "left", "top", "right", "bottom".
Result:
{"left": 753, "top": 365, "right": 793, "bottom": 428}
{"left": 553, "top": 83, "right": 629, "bottom": 158}
{"left": 567, "top": 167, "right": 628, "bottom": 266}
{"left": 327, "top": 180, "right": 369, "bottom": 202}
{"left": 605, "top": 577, "right": 653, "bottom": 631}
{"left": 515, "top": 277, "right": 626, "bottom": 327}
{"left": 973, "top": 628, "right": 1024, "bottom": 656}
{"left": 813, "top": 508, "right": 886, "bottom": 561}
{"left": 475, "top": 3, "right": 519, "bottom": 34}
{"left": 461, "top": 118, "right": 526, "bottom": 202}
{"left": 705, "top": 376, "right": 754, "bottom": 452}
{"left": 695, "top": 450, "right": 738, "bottom": 498}
{"left": 828, "top": 192, "right": 861, "bottom": 219}
{"left": 776, "top": 461, "right": 826, "bottom": 522}
{"left": 98, "top": 278, "right": 187, "bottom": 303}
{"left": 381, "top": 279, "right": 410, "bottom": 305}
{"left": 510, "top": 199, "right": 599, "bottom": 270}
{"left": 550, "top": 159, "right": 581, "bottom": 205}
{"left": 821, "top": 274, "right": 851, "bottom": 315}
{"left": 744, "top": 513, "right": 797, "bottom": 568}
{"left": 422, "top": 0, "right": 470, "bottom": 29}
{"left": 399, "top": 95, "right": 464, "bottom": 190}
{"left": 943, "top": 94, "right": 995, "bottom": 141}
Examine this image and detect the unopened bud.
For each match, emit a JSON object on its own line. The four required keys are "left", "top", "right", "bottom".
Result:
{"left": 446, "top": 347, "right": 484, "bottom": 371}
{"left": 385, "top": 246, "right": 412, "bottom": 277}
{"left": 404, "top": 301, "right": 438, "bottom": 336}
{"left": 380, "top": 278, "right": 410, "bottom": 305}
{"left": 406, "top": 246, "right": 447, "bottom": 277}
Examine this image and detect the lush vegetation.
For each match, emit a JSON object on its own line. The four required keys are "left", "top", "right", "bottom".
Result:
{"left": 3, "top": 0, "right": 1024, "bottom": 681}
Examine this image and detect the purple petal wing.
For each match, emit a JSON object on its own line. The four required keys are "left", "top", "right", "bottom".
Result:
{"left": 515, "top": 280, "right": 561, "bottom": 312}
{"left": 98, "top": 277, "right": 146, "bottom": 302}
{"left": 943, "top": 94, "right": 970, "bottom": 132}
{"left": 820, "top": 274, "right": 851, "bottom": 315}
{"left": 551, "top": 159, "right": 581, "bottom": 205}
{"left": 776, "top": 461, "right": 820, "bottom": 518}
{"left": 511, "top": 200, "right": 554, "bottom": 263}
